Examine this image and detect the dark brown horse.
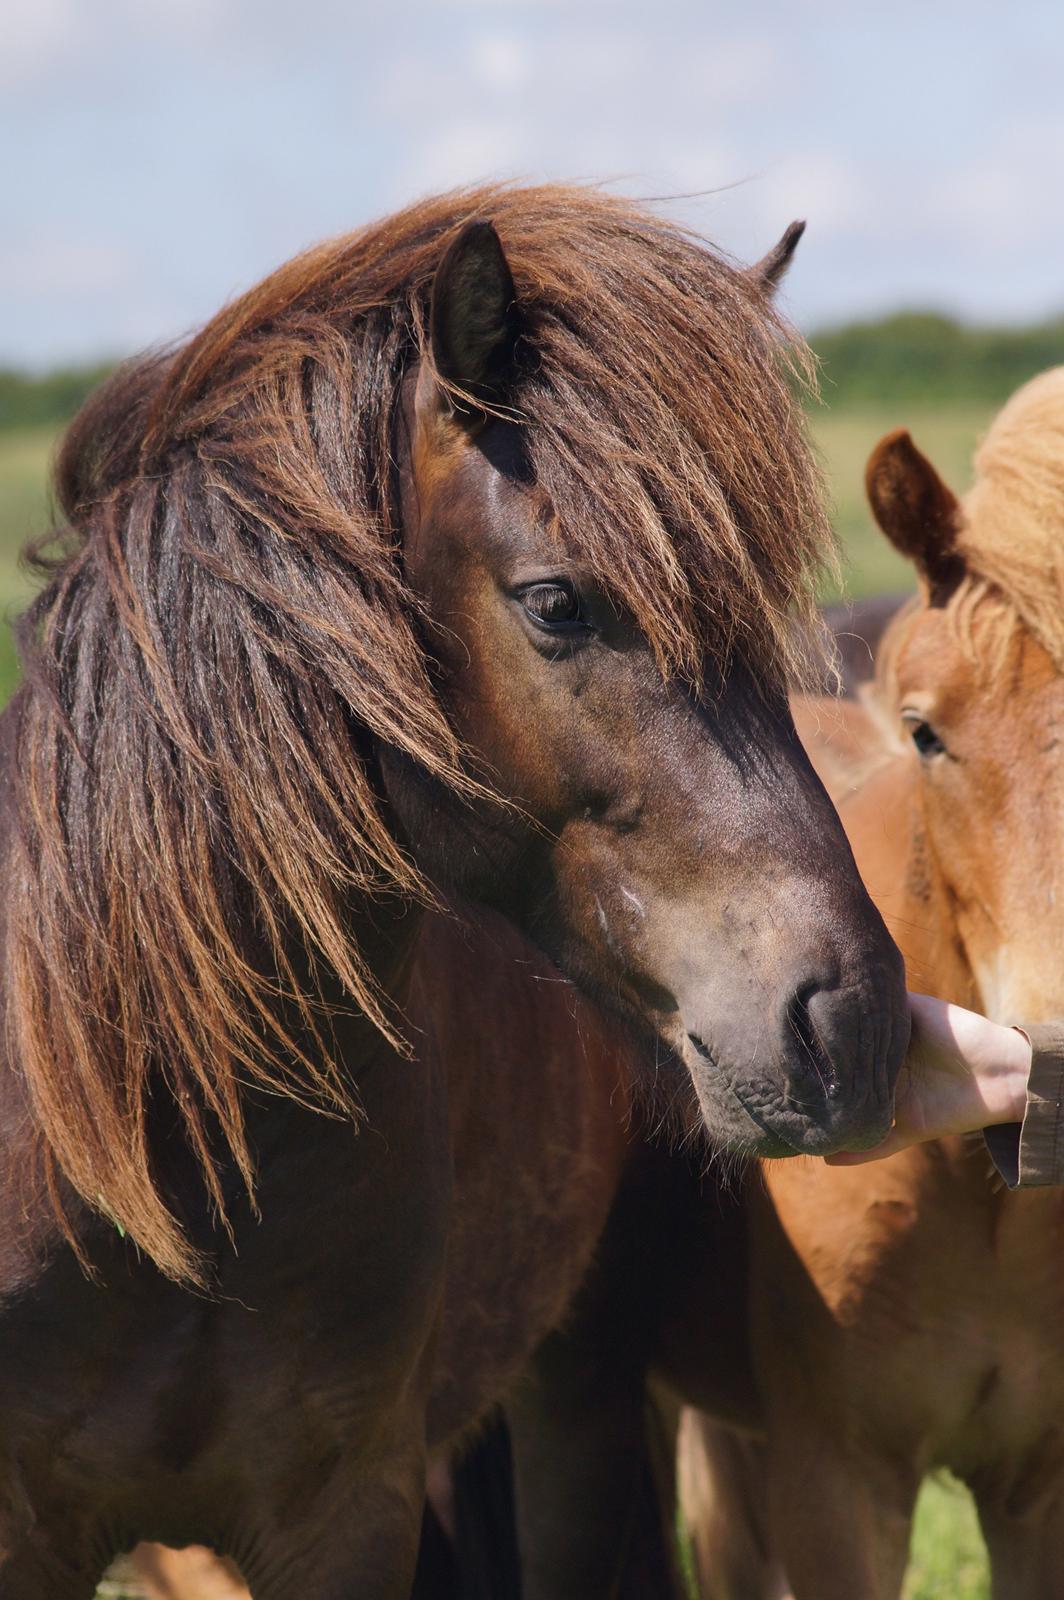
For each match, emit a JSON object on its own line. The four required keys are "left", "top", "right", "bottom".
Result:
{"left": 0, "top": 186, "right": 906, "bottom": 1598}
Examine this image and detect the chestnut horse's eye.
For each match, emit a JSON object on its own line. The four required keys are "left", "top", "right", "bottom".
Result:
{"left": 520, "top": 582, "right": 587, "bottom": 633}
{"left": 903, "top": 714, "right": 947, "bottom": 759}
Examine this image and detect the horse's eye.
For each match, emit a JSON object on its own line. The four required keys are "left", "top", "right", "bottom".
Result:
{"left": 520, "top": 582, "right": 586, "bottom": 632}
{"left": 903, "top": 715, "right": 946, "bottom": 758}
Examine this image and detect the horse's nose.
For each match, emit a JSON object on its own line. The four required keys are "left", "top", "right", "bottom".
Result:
{"left": 780, "top": 975, "right": 902, "bottom": 1142}
{"left": 677, "top": 924, "right": 908, "bottom": 1156}
{"left": 786, "top": 980, "right": 845, "bottom": 1101}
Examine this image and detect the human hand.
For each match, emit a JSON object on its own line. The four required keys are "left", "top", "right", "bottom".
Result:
{"left": 825, "top": 992, "right": 1032, "bottom": 1166}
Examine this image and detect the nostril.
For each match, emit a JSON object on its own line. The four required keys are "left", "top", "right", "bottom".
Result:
{"left": 789, "top": 983, "right": 817, "bottom": 1054}
{"left": 787, "top": 983, "right": 841, "bottom": 1099}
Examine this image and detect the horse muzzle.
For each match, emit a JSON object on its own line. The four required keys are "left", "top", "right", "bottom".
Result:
{"left": 681, "top": 961, "right": 909, "bottom": 1157}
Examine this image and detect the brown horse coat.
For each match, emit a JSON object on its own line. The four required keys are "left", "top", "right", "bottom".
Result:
{"left": 0, "top": 186, "right": 908, "bottom": 1599}
{"left": 681, "top": 373, "right": 1064, "bottom": 1600}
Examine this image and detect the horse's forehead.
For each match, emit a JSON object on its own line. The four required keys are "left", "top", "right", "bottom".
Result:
{"left": 896, "top": 599, "right": 1060, "bottom": 712}
{"left": 883, "top": 608, "right": 983, "bottom": 731}
{"left": 888, "top": 607, "right": 961, "bottom": 691}
{"left": 417, "top": 427, "right": 556, "bottom": 556}
{"left": 898, "top": 607, "right": 961, "bottom": 668}
{"left": 411, "top": 412, "right": 473, "bottom": 506}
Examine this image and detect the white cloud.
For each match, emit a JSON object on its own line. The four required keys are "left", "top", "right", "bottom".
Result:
{"left": 2, "top": 0, "right": 81, "bottom": 86}
{"left": 392, "top": 117, "right": 533, "bottom": 197}
{"left": 6, "top": 0, "right": 1064, "bottom": 361}
{"left": 469, "top": 32, "right": 531, "bottom": 90}
{"left": 0, "top": 235, "right": 135, "bottom": 298}
{"left": 929, "top": 118, "right": 1064, "bottom": 248}
{"left": 668, "top": 33, "right": 787, "bottom": 108}
{"left": 755, "top": 152, "right": 869, "bottom": 234}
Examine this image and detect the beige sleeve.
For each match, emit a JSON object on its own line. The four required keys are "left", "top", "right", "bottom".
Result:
{"left": 983, "top": 1022, "right": 1064, "bottom": 1187}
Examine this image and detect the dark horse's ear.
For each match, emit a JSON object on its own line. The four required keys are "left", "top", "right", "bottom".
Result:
{"left": 426, "top": 220, "right": 520, "bottom": 415}
{"left": 747, "top": 220, "right": 806, "bottom": 295}
{"left": 865, "top": 428, "right": 964, "bottom": 596}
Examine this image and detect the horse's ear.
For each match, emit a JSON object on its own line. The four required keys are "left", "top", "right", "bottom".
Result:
{"left": 748, "top": 220, "right": 806, "bottom": 295}
{"left": 426, "top": 220, "right": 520, "bottom": 416}
{"left": 865, "top": 428, "right": 963, "bottom": 593}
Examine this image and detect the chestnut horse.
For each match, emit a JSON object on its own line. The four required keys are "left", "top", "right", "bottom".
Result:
{"left": 0, "top": 185, "right": 908, "bottom": 1599}
{"left": 681, "top": 368, "right": 1064, "bottom": 1599}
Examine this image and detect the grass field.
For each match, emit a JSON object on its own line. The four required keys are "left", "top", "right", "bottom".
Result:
{"left": 2, "top": 403, "right": 997, "bottom": 1600}
{"left": 814, "top": 399, "right": 991, "bottom": 599}
{"left": 0, "top": 424, "right": 59, "bottom": 698}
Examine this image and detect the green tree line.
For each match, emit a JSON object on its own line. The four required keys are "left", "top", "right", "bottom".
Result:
{"left": 812, "top": 311, "right": 1064, "bottom": 406}
{"left": 3, "top": 310, "right": 1064, "bottom": 431}
{"left": 0, "top": 364, "right": 116, "bottom": 431}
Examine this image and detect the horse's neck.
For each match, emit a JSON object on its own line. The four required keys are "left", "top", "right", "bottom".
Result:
{"left": 0, "top": 682, "right": 431, "bottom": 1283}
{"left": 790, "top": 692, "right": 896, "bottom": 796}
{"left": 0, "top": 912, "right": 433, "bottom": 1294}
{"left": 0, "top": 695, "right": 57, "bottom": 1289}
{"left": 0, "top": 1083, "right": 55, "bottom": 1296}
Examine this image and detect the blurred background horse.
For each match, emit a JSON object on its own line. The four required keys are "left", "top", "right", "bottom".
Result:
{"left": 682, "top": 369, "right": 1064, "bottom": 1599}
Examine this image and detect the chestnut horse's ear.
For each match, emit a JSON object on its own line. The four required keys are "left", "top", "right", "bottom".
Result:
{"left": 427, "top": 220, "right": 520, "bottom": 414}
{"left": 748, "top": 220, "right": 806, "bottom": 295}
{"left": 865, "top": 428, "right": 963, "bottom": 594}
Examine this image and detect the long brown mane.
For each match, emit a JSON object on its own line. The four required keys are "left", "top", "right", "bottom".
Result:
{"left": 9, "top": 184, "right": 832, "bottom": 1280}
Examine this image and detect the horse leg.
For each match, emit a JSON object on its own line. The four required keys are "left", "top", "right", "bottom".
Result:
{"left": 507, "top": 1341, "right": 678, "bottom": 1600}
{"left": 676, "top": 1410, "right": 791, "bottom": 1600}
{"left": 976, "top": 1491, "right": 1064, "bottom": 1599}
{"left": 506, "top": 1159, "right": 685, "bottom": 1600}
{"left": 246, "top": 1452, "right": 428, "bottom": 1600}
{"left": 0, "top": 1540, "right": 101, "bottom": 1600}
{"left": 766, "top": 1429, "right": 916, "bottom": 1600}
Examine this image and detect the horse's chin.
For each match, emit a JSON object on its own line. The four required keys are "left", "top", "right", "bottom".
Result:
{"left": 706, "top": 1104, "right": 867, "bottom": 1161}
{"left": 680, "top": 1040, "right": 894, "bottom": 1160}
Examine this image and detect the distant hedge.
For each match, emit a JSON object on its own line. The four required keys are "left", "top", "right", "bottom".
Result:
{"left": 3, "top": 310, "right": 1064, "bottom": 430}
{"left": 0, "top": 364, "right": 115, "bottom": 432}
{"left": 809, "top": 311, "right": 1064, "bottom": 407}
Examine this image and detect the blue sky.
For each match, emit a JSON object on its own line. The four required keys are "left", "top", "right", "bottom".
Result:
{"left": 5, "top": 0, "right": 1063, "bottom": 366}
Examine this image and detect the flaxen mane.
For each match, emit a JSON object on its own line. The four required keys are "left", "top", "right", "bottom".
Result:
{"left": 953, "top": 366, "right": 1064, "bottom": 669}
{"left": 10, "top": 184, "right": 831, "bottom": 1280}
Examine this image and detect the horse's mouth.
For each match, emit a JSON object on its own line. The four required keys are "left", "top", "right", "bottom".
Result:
{"left": 684, "top": 1031, "right": 870, "bottom": 1159}
{"left": 731, "top": 1088, "right": 802, "bottom": 1156}
{"left": 682, "top": 1033, "right": 792, "bottom": 1156}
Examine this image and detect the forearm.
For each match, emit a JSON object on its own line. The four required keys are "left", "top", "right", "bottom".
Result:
{"left": 826, "top": 1004, "right": 1064, "bottom": 1186}
{"left": 983, "top": 1022, "right": 1064, "bottom": 1188}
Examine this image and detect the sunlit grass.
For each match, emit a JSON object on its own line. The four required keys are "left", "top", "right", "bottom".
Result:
{"left": 0, "top": 424, "right": 58, "bottom": 699}
{"left": 809, "top": 400, "right": 992, "bottom": 600}
{"left": 905, "top": 1475, "right": 989, "bottom": 1600}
